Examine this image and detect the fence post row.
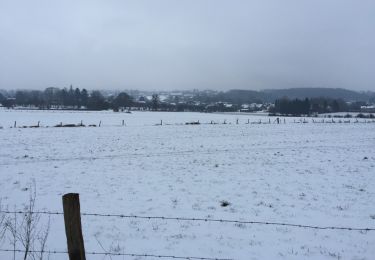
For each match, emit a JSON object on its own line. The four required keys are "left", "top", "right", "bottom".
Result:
{"left": 62, "top": 193, "right": 86, "bottom": 260}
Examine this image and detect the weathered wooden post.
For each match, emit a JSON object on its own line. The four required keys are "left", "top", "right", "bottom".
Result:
{"left": 63, "top": 193, "right": 86, "bottom": 260}
{"left": 122, "top": 120, "right": 125, "bottom": 126}
{"left": 14, "top": 121, "right": 16, "bottom": 128}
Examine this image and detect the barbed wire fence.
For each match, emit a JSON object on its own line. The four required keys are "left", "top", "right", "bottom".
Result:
{"left": 1, "top": 210, "right": 374, "bottom": 232}
{"left": 2, "top": 117, "right": 375, "bottom": 130}
{"left": 0, "top": 193, "right": 374, "bottom": 260}
{"left": 0, "top": 248, "right": 233, "bottom": 260}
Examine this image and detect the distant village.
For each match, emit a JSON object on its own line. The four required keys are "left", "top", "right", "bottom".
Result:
{"left": 1, "top": 87, "right": 375, "bottom": 116}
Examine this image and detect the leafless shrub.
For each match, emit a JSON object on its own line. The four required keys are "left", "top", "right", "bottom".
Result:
{"left": 0, "top": 200, "right": 6, "bottom": 242}
{"left": 31, "top": 216, "right": 50, "bottom": 260}
{"left": 94, "top": 234, "right": 125, "bottom": 260}
{"left": 94, "top": 234, "right": 113, "bottom": 260}
{"left": 5, "top": 182, "right": 50, "bottom": 260}
{"left": 5, "top": 208, "right": 17, "bottom": 260}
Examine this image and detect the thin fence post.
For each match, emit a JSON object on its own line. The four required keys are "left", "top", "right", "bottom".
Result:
{"left": 62, "top": 193, "right": 86, "bottom": 260}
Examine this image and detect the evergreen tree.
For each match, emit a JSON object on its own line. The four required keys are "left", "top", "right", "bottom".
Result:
{"left": 67, "top": 85, "right": 75, "bottom": 106}
{"left": 81, "top": 89, "right": 88, "bottom": 107}
{"left": 0, "top": 93, "right": 4, "bottom": 104}
{"left": 61, "top": 88, "right": 69, "bottom": 106}
{"left": 74, "top": 88, "right": 81, "bottom": 108}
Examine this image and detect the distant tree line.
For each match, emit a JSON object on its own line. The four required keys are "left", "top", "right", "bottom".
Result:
{"left": 1, "top": 87, "right": 373, "bottom": 113}
{"left": 271, "top": 98, "right": 310, "bottom": 115}
{"left": 0, "top": 88, "right": 236, "bottom": 112}
{"left": 270, "top": 97, "right": 353, "bottom": 115}
{"left": 0, "top": 86, "right": 136, "bottom": 111}
{"left": 0, "top": 87, "right": 178, "bottom": 111}
{"left": 2, "top": 86, "right": 90, "bottom": 109}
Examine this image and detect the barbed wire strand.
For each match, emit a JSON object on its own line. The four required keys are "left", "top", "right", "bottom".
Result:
{"left": 1, "top": 210, "right": 374, "bottom": 231}
{"left": 0, "top": 248, "right": 232, "bottom": 260}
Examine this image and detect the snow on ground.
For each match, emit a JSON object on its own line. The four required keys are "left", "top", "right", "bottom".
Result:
{"left": 0, "top": 110, "right": 374, "bottom": 260}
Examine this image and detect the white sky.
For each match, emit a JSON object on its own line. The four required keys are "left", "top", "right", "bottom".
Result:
{"left": 0, "top": 0, "right": 374, "bottom": 91}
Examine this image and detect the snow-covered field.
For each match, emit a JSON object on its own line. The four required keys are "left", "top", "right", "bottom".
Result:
{"left": 0, "top": 110, "right": 374, "bottom": 260}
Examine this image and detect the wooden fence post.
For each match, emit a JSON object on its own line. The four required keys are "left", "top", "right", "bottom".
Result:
{"left": 62, "top": 193, "right": 86, "bottom": 260}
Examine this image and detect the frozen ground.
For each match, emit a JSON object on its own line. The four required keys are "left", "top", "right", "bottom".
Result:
{"left": 0, "top": 110, "right": 374, "bottom": 260}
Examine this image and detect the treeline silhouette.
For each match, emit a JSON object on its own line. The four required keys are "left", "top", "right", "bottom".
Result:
{"left": 0, "top": 87, "right": 371, "bottom": 113}
{"left": 0, "top": 87, "right": 238, "bottom": 112}
{"left": 270, "top": 97, "right": 350, "bottom": 115}
{"left": 0, "top": 86, "right": 136, "bottom": 111}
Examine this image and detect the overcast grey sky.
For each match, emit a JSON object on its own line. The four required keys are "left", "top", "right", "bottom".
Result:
{"left": 0, "top": 0, "right": 374, "bottom": 91}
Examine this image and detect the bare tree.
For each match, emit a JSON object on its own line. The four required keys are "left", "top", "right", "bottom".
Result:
{"left": 151, "top": 94, "right": 160, "bottom": 111}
